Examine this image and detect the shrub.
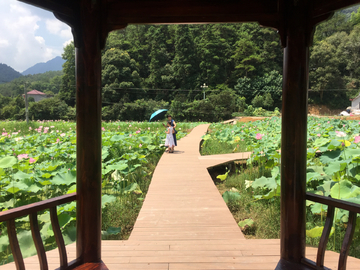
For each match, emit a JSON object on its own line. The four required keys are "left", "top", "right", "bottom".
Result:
{"left": 252, "top": 95, "right": 264, "bottom": 108}
{"left": 244, "top": 105, "right": 254, "bottom": 116}
{"left": 29, "top": 97, "right": 70, "bottom": 120}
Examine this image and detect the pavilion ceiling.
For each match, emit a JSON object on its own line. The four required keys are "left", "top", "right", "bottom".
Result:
{"left": 18, "top": 0, "right": 360, "bottom": 26}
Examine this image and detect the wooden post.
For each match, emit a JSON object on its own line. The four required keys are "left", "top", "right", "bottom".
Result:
{"left": 75, "top": 0, "right": 106, "bottom": 264}
{"left": 277, "top": 1, "right": 314, "bottom": 267}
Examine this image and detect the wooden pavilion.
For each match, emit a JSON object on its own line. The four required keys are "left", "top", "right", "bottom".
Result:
{"left": 3, "top": 0, "right": 360, "bottom": 269}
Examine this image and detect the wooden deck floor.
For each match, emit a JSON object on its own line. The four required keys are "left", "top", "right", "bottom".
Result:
{"left": 2, "top": 124, "right": 360, "bottom": 269}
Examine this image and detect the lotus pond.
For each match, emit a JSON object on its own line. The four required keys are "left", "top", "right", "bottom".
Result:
{"left": 203, "top": 116, "right": 360, "bottom": 257}
{"left": 0, "top": 120, "right": 199, "bottom": 264}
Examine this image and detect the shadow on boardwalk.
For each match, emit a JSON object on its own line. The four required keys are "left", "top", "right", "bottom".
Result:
{"left": 1, "top": 124, "right": 360, "bottom": 269}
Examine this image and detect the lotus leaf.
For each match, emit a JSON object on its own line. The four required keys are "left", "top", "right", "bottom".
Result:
{"left": 52, "top": 171, "right": 76, "bottom": 186}
{"left": 106, "top": 161, "right": 128, "bottom": 171}
{"left": 102, "top": 194, "right": 116, "bottom": 208}
{"left": 18, "top": 230, "right": 37, "bottom": 258}
{"left": 0, "top": 234, "right": 9, "bottom": 252}
{"left": 5, "top": 181, "right": 29, "bottom": 194}
{"left": 306, "top": 226, "right": 334, "bottom": 238}
{"left": 330, "top": 180, "right": 360, "bottom": 199}
{"left": 216, "top": 171, "right": 229, "bottom": 181}
{"left": 252, "top": 176, "right": 278, "bottom": 190}
{"left": 63, "top": 225, "right": 76, "bottom": 245}
{"left": 320, "top": 150, "right": 342, "bottom": 164}
{"left": 324, "top": 161, "right": 347, "bottom": 176}
{"left": 222, "top": 191, "right": 241, "bottom": 203}
{"left": 238, "top": 218, "right": 254, "bottom": 230}
{"left": 0, "top": 156, "right": 17, "bottom": 168}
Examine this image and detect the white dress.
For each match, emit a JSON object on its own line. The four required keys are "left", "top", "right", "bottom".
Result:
{"left": 165, "top": 127, "right": 175, "bottom": 147}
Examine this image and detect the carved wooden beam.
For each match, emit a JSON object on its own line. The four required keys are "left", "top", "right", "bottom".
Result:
{"left": 107, "top": 0, "right": 279, "bottom": 30}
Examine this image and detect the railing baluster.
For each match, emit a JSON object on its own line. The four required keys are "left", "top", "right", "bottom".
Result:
{"left": 50, "top": 206, "right": 68, "bottom": 269}
{"left": 7, "top": 219, "right": 25, "bottom": 270}
{"left": 316, "top": 205, "right": 335, "bottom": 267}
{"left": 29, "top": 212, "right": 48, "bottom": 270}
{"left": 338, "top": 211, "right": 357, "bottom": 270}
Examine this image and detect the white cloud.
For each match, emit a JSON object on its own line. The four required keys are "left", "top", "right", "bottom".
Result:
{"left": 0, "top": 0, "right": 73, "bottom": 72}
{"left": 63, "top": 39, "right": 73, "bottom": 48}
{"left": 46, "top": 18, "right": 72, "bottom": 39}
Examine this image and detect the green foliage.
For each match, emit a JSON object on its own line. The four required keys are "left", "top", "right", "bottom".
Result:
{"left": 0, "top": 120, "right": 198, "bottom": 262}
{"left": 235, "top": 71, "right": 282, "bottom": 109}
{"left": 28, "top": 98, "right": 71, "bottom": 120}
{"left": 251, "top": 95, "right": 264, "bottom": 108}
{"left": 209, "top": 117, "right": 360, "bottom": 257}
{"left": 59, "top": 42, "right": 75, "bottom": 106}
{"left": 0, "top": 64, "right": 22, "bottom": 84}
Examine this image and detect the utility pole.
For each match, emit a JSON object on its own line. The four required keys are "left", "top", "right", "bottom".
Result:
{"left": 24, "top": 83, "right": 29, "bottom": 124}
{"left": 200, "top": 83, "right": 208, "bottom": 100}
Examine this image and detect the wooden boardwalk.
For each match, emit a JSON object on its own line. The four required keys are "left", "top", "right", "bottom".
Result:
{"left": 2, "top": 124, "right": 360, "bottom": 269}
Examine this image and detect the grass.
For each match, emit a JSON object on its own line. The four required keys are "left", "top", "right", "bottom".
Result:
{"left": 101, "top": 152, "right": 161, "bottom": 240}
{"left": 201, "top": 138, "right": 247, "bottom": 155}
{"left": 215, "top": 163, "right": 281, "bottom": 239}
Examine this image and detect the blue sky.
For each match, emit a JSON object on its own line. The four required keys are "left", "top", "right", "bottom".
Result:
{"left": 0, "top": 0, "right": 73, "bottom": 72}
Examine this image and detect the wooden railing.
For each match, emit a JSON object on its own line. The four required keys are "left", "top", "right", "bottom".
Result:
{"left": 302, "top": 193, "right": 360, "bottom": 270}
{"left": 0, "top": 193, "right": 77, "bottom": 270}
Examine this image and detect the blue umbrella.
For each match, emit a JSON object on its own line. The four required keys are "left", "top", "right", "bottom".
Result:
{"left": 149, "top": 109, "right": 168, "bottom": 122}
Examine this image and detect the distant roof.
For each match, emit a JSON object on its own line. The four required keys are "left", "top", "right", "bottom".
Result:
{"left": 27, "top": 90, "right": 46, "bottom": 95}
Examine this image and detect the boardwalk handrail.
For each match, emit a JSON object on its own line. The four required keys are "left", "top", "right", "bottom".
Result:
{"left": 302, "top": 193, "right": 360, "bottom": 270}
{"left": 0, "top": 193, "right": 77, "bottom": 270}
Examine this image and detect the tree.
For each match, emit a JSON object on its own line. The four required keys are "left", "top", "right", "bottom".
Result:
{"left": 101, "top": 48, "right": 141, "bottom": 103}
{"left": 234, "top": 71, "right": 282, "bottom": 109}
{"left": 59, "top": 42, "right": 76, "bottom": 106}
{"left": 172, "top": 25, "right": 199, "bottom": 90}
{"left": 232, "top": 31, "right": 263, "bottom": 78}
{"left": 310, "top": 32, "right": 347, "bottom": 105}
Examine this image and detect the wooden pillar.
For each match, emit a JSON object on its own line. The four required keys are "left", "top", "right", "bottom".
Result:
{"left": 74, "top": 0, "right": 107, "bottom": 264}
{"left": 277, "top": 1, "right": 314, "bottom": 267}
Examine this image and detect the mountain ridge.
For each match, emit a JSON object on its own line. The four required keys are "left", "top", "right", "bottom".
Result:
{"left": 22, "top": 56, "right": 65, "bottom": 76}
{"left": 0, "top": 63, "right": 22, "bottom": 84}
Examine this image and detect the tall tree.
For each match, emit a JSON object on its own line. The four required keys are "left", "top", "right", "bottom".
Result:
{"left": 172, "top": 25, "right": 199, "bottom": 90}
{"left": 59, "top": 42, "right": 76, "bottom": 106}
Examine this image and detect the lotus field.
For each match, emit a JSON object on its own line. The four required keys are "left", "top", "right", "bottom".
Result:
{"left": 204, "top": 117, "right": 360, "bottom": 251}
{"left": 0, "top": 120, "right": 197, "bottom": 264}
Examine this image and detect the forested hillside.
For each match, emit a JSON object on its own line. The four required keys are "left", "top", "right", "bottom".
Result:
{"left": 0, "top": 64, "right": 22, "bottom": 84}
{"left": 1, "top": 6, "right": 360, "bottom": 121}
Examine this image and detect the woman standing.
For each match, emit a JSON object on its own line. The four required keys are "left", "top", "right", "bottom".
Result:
{"left": 163, "top": 114, "right": 177, "bottom": 149}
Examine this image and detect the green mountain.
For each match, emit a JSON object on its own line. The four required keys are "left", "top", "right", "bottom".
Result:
{"left": 22, "top": 56, "right": 65, "bottom": 75}
{"left": 0, "top": 63, "right": 22, "bottom": 84}
{"left": 341, "top": 5, "right": 360, "bottom": 18}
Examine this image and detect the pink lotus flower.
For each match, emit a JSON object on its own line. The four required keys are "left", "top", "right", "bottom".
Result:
{"left": 355, "top": 136, "right": 360, "bottom": 143}
{"left": 255, "top": 133, "right": 263, "bottom": 140}
{"left": 29, "top": 158, "right": 36, "bottom": 164}
{"left": 139, "top": 144, "right": 142, "bottom": 148}
{"left": 29, "top": 127, "right": 32, "bottom": 130}
{"left": 2, "top": 132, "right": 7, "bottom": 136}
{"left": 60, "top": 133, "right": 66, "bottom": 137}
{"left": 102, "top": 127, "right": 105, "bottom": 131}
{"left": 17, "top": 154, "right": 29, "bottom": 160}
{"left": 129, "top": 134, "right": 133, "bottom": 137}
{"left": 335, "top": 131, "right": 346, "bottom": 137}
{"left": 317, "top": 134, "right": 321, "bottom": 137}
{"left": 56, "top": 138, "right": 60, "bottom": 143}
{"left": 136, "top": 130, "right": 140, "bottom": 134}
